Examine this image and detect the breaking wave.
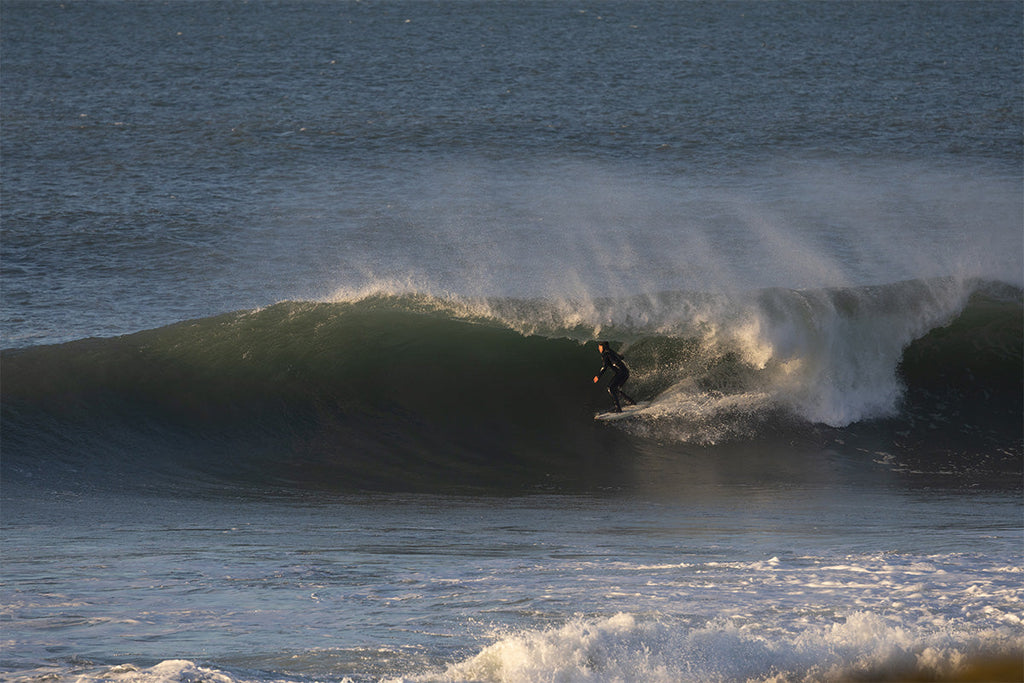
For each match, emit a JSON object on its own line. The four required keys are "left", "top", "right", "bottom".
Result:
{"left": 3, "top": 278, "right": 1020, "bottom": 493}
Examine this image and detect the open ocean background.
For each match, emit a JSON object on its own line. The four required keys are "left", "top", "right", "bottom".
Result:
{"left": 2, "top": 1, "right": 1022, "bottom": 681}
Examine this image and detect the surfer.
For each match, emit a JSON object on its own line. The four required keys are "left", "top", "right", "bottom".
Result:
{"left": 593, "top": 341, "right": 636, "bottom": 413}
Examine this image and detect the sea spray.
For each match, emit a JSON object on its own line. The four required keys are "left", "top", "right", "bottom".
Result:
{"left": 314, "top": 159, "right": 1022, "bottom": 310}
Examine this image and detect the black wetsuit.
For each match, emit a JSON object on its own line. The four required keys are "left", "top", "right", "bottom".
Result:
{"left": 596, "top": 346, "right": 636, "bottom": 412}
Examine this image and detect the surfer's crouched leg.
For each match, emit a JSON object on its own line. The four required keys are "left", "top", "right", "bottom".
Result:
{"left": 607, "top": 386, "right": 623, "bottom": 412}
{"left": 608, "top": 373, "right": 632, "bottom": 411}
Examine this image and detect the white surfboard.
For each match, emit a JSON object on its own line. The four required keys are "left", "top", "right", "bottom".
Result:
{"left": 594, "top": 401, "right": 650, "bottom": 421}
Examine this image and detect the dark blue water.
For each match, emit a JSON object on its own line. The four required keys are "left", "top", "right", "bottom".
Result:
{"left": 2, "top": 0, "right": 1020, "bottom": 345}
{"left": 1, "top": 2, "right": 1021, "bottom": 681}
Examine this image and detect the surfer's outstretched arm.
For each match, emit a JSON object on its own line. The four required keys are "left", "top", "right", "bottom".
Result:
{"left": 594, "top": 345, "right": 613, "bottom": 383}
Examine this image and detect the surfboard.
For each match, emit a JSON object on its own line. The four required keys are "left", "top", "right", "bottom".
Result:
{"left": 594, "top": 401, "right": 650, "bottom": 421}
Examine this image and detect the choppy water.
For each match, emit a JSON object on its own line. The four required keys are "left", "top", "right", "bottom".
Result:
{"left": 4, "top": 488, "right": 1023, "bottom": 683}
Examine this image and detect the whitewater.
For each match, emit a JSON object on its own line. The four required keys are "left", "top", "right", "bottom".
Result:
{"left": 2, "top": 1, "right": 1022, "bottom": 682}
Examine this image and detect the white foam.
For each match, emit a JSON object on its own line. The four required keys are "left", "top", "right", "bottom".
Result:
{"left": 431, "top": 610, "right": 1021, "bottom": 683}
{"left": 609, "top": 277, "right": 977, "bottom": 438}
{"left": 61, "top": 659, "right": 361, "bottom": 683}
{"left": 71, "top": 660, "right": 241, "bottom": 683}
{"left": 747, "top": 279, "right": 972, "bottom": 426}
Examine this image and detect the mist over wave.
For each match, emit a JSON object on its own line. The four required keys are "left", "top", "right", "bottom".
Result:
{"left": 310, "top": 158, "right": 1023, "bottom": 303}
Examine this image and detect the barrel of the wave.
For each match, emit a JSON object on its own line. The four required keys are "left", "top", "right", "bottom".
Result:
{"left": 0, "top": 299, "right": 640, "bottom": 493}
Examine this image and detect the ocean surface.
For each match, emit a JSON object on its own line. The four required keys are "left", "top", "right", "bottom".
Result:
{"left": 2, "top": 1, "right": 1022, "bottom": 681}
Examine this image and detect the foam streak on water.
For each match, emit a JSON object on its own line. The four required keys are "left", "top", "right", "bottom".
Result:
{"left": 2, "top": 493, "right": 1021, "bottom": 683}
